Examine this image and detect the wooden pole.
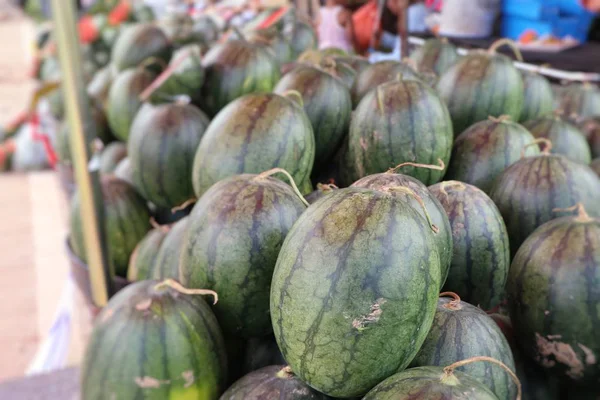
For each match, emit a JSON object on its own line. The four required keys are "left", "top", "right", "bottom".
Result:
{"left": 397, "top": 0, "right": 409, "bottom": 59}
{"left": 51, "top": 0, "right": 112, "bottom": 306}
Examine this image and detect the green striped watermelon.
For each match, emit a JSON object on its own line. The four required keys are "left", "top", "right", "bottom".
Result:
{"left": 274, "top": 65, "right": 352, "bottom": 174}
{"left": 248, "top": 29, "right": 294, "bottom": 66}
{"left": 489, "top": 149, "right": 600, "bottom": 255}
{"left": 70, "top": 175, "right": 151, "bottom": 277}
{"left": 363, "top": 366, "right": 499, "bottom": 400}
{"left": 99, "top": 142, "right": 127, "bottom": 174}
{"left": 559, "top": 82, "right": 600, "bottom": 119}
{"left": 351, "top": 61, "right": 421, "bottom": 106}
{"left": 507, "top": 204, "right": 600, "bottom": 384}
{"left": 127, "top": 225, "right": 169, "bottom": 281}
{"left": 342, "top": 79, "right": 453, "bottom": 186}
{"left": 271, "top": 188, "right": 442, "bottom": 397}
{"left": 436, "top": 48, "right": 524, "bottom": 135}
{"left": 409, "top": 38, "right": 459, "bottom": 76}
{"left": 221, "top": 366, "right": 329, "bottom": 399}
{"left": 201, "top": 39, "right": 280, "bottom": 116}
{"left": 524, "top": 115, "right": 592, "bottom": 164}
{"left": 445, "top": 116, "right": 540, "bottom": 193}
{"left": 333, "top": 55, "right": 370, "bottom": 75}
{"left": 128, "top": 102, "right": 210, "bottom": 208}
{"left": 429, "top": 182, "right": 510, "bottom": 310}
{"left": 191, "top": 93, "right": 315, "bottom": 197}
{"left": 180, "top": 173, "right": 306, "bottom": 338}
{"left": 87, "top": 66, "right": 114, "bottom": 112}
{"left": 577, "top": 116, "right": 600, "bottom": 158}
{"left": 152, "top": 216, "right": 189, "bottom": 280}
{"left": 81, "top": 279, "right": 227, "bottom": 400}
{"left": 592, "top": 158, "right": 600, "bottom": 176}
{"left": 411, "top": 295, "right": 517, "bottom": 400}
{"left": 519, "top": 72, "right": 554, "bottom": 122}
{"left": 107, "top": 67, "right": 156, "bottom": 141}
{"left": 111, "top": 23, "right": 172, "bottom": 72}
{"left": 114, "top": 157, "right": 133, "bottom": 186}
{"left": 289, "top": 21, "right": 318, "bottom": 57}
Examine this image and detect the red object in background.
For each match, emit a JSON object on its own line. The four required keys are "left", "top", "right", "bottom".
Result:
{"left": 353, "top": 0, "right": 380, "bottom": 53}
{"left": 29, "top": 112, "right": 57, "bottom": 168}
{"left": 78, "top": 15, "right": 100, "bottom": 43}
{"left": 257, "top": 6, "right": 289, "bottom": 30}
{"left": 519, "top": 29, "right": 538, "bottom": 43}
{"left": 109, "top": 0, "right": 132, "bottom": 26}
{"left": 425, "top": 0, "right": 443, "bottom": 11}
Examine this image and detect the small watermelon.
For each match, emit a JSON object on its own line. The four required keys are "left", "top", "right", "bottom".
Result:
{"left": 342, "top": 79, "right": 453, "bottom": 186}
{"left": 128, "top": 102, "right": 210, "bottom": 208}
{"left": 351, "top": 61, "right": 421, "bottom": 106}
{"left": 99, "top": 141, "right": 127, "bottom": 174}
{"left": 152, "top": 216, "right": 189, "bottom": 281}
{"left": 409, "top": 38, "right": 459, "bottom": 76}
{"left": 221, "top": 365, "right": 329, "bottom": 400}
{"left": 181, "top": 173, "right": 307, "bottom": 338}
{"left": 519, "top": 71, "right": 554, "bottom": 122}
{"left": 81, "top": 279, "right": 227, "bottom": 400}
{"left": 508, "top": 204, "right": 600, "bottom": 384}
{"left": 445, "top": 116, "right": 540, "bottom": 193}
{"left": 192, "top": 93, "right": 315, "bottom": 197}
{"left": 429, "top": 182, "right": 510, "bottom": 310}
{"left": 559, "top": 82, "right": 600, "bottom": 119}
{"left": 111, "top": 23, "right": 172, "bottom": 72}
{"left": 289, "top": 21, "right": 317, "bottom": 57}
{"left": 524, "top": 115, "right": 592, "bottom": 164}
{"left": 70, "top": 175, "right": 151, "bottom": 277}
{"left": 577, "top": 116, "right": 600, "bottom": 158}
{"left": 127, "top": 225, "right": 169, "bottom": 281}
{"left": 411, "top": 295, "right": 517, "bottom": 400}
{"left": 271, "top": 188, "right": 441, "bottom": 397}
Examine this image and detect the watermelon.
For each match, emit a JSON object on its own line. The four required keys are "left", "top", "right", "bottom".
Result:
{"left": 519, "top": 71, "right": 554, "bottom": 122}
{"left": 81, "top": 279, "right": 227, "bottom": 400}
{"left": 149, "top": 44, "right": 204, "bottom": 105}
{"left": 221, "top": 365, "right": 329, "bottom": 400}
{"left": 436, "top": 45, "right": 524, "bottom": 135}
{"left": 351, "top": 61, "right": 421, "bottom": 106}
{"left": 445, "top": 116, "right": 540, "bottom": 193}
{"left": 70, "top": 175, "right": 151, "bottom": 277}
{"left": 201, "top": 38, "right": 281, "bottom": 116}
{"left": 248, "top": 29, "right": 294, "bottom": 66}
{"left": 559, "top": 82, "right": 600, "bottom": 119}
{"left": 352, "top": 170, "right": 453, "bottom": 288}
{"left": 242, "top": 336, "right": 286, "bottom": 375}
{"left": 333, "top": 55, "right": 370, "bottom": 75}
{"left": 87, "top": 66, "right": 114, "bottom": 111}
{"left": 363, "top": 366, "right": 499, "bottom": 400}
{"left": 342, "top": 79, "right": 453, "bottom": 186}
{"left": 318, "top": 58, "right": 357, "bottom": 88}
{"left": 409, "top": 38, "right": 459, "bottom": 76}
{"left": 592, "top": 158, "right": 600, "bottom": 176}
{"left": 271, "top": 188, "right": 442, "bottom": 397}
{"left": 152, "top": 216, "right": 189, "bottom": 280}
{"left": 289, "top": 21, "right": 318, "bottom": 57}
{"left": 411, "top": 295, "right": 517, "bottom": 400}
{"left": 127, "top": 225, "right": 169, "bottom": 281}
{"left": 111, "top": 23, "right": 172, "bottom": 72}
{"left": 192, "top": 15, "right": 220, "bottom": 46}
{"left": 508, "top": 204, "right": 600, "bottom": 384}
{"left": 114, "top": 157, "right": 134, "bottom": 185}
{"left": 99, "top": 141, "right": 127, "bottom": 174}
{"left": 158, "top": 12, "right": 197, "bottom": 47}
{"left": 129, "top": 102, "right": 210, "bottom": 208}
{"left": 429, "top": 182, "right": 510, "bottom": 310}
{"left": 577, "top": 116, "right": 600, "bottom": 158}
{"left": 524, "top": 115, "right": 592, "bottom": 164}
{"left": 180, "top": 173, "right": 306, "bottom": 338}
{"left": 107, "top": 68, "right": 156, "bottom": 141}
{"left": 274, "top": 65, "right": 352, "bottom": 173}
{"left": 191, "top": 93, "right": 315, "bottom": 197}
{"left": 305, "top": 183, "right": 338, "bottom": 204}
{"left": 489, "top": 147, "right": 600, "bottom": 255}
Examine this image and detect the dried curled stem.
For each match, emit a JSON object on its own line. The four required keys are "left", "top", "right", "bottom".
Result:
{"left": 552, "top": 202, "right": 592, "bottom": 222}
{"left": 282, "top": 90, "right": 304, "bottom": 108}
{"left": 385, "top": 186, "right": 439, "bottom": 234}
{"left": 172, "top": 198, "right": 197, "bottom": 213}
{"left": 488, "top": 115, "right": 512, "bottom": 123}
{"left": 255, "top": 168, "right": 309, "bottom": 207}
{"left": 376, "top": 86, "right": 385, "bottom": 116}
{"left": 154, "top": 279, "right": 218, "bottom": 305}
{"left": 521, "top": 138, "right": 553, "bottom": 158}
{"left": 387, "top": 158, "right": 445, "bottom": 174}
{"left": 438, "top": 180, "right": 466, "bottom": 198}
{"left": 439, "top": 292, "right": 462, "bottom": 310}
{"left": 149, "top": 217, "right": 171, "bottom": 233}
{"left": 488, "top": 38, "right": 524, "bottom": 62}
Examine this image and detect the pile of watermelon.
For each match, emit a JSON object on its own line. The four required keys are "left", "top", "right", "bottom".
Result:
{"left": 45, "top": 4, "right": 600, "bottom": 399}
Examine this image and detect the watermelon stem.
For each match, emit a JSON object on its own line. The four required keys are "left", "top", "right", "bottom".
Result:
{"left": 153, "top": 279, "right": 219, "bottom": 305}
{"left": 172, "top": 198, "right": 197, "bottom": 213}
{"left": 442, "top": 356, "right": 522, "bottom": 400}
{"left": 521, "top": 138, "right": 552, "bottom": 158}
{"left": 387, "top": 158, "right": 445, "bottom": 174}
{"left": 281, "top": 90, "right": 304, "bottom": 108}
{"left": 137, "top": 56, "right": 168, "bottom": 73}
{"left": 316, "top": 182, "right": 338, "bottom": 193}
{"left": 438, "top": 181, "right": 466, "bottom": 198}
{"left": 385, "top": 186, "right": 440, "bottom": 234}
{"left": 439, "top": 291, "right": 462, "bottom": 310}
{"left": 255, "top": 168, "right": 310, "bottom": 207}
{"left": 376, "top": 86, "right": 385, "bottom": 116}
{"left": 488, "top": 115, "right": 512, "bottom": 123}
{"left": 552, "top": 202, "right": 592, "bottom": 222}
{"left": 275, "top": 366, "right": 294, "bottom": 379}
{"left": 149, "top": 217, "right": 170, "bottom": 233}
{"left": 488, "top": 39, "right": 523, "bottom": 62}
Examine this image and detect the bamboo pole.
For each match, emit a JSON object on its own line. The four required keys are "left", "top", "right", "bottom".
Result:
{"left": 397, "top": 0, "right": 409, "bottom": 60}
{"left": 51, "top": 0, "right": 112, "bottom": 306}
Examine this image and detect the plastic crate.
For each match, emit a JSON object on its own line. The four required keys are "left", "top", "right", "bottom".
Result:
{"left": 555, "top": 0, "right": 592, "bottom": 15}
{"left": 502, "top": 0, "right": 559, "bottom": 20}
{"left": 502, "top": 13, "right": 595, "bottom": 42}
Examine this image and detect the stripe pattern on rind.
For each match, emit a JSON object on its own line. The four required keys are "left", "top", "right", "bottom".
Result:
{"left": 559, "top": 83, "right": 600, "bottom": 119}
{"left": 351, "top": 61, "right": 422, "bottom": 106}
{"left": 152, "top": 216, "right": 190, "bottom": 281}
{"left": 519, "top": 72, "right": 554, "bottom": 123}
{"left": 127, "top": 228, "right": 168, "bottom": 281}
{"left": 409, "top": 39, "right": 459, "bottom": 76}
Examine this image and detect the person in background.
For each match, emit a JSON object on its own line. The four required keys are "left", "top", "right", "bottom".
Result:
{"left": 318, "top": 0, "right": 357, "bottom": 52}
{"left": 295, "top": 0, "right": 321, "bottom": 27}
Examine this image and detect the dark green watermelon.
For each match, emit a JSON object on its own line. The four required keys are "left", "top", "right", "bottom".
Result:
{"left": 445, "top": 117, "right": 540, "bottom": 193}
{"left": 577, "top": 116, "right": 600, "bottom": 158}
{"left": 317, "top": 58, "right": 357, "bottom": 88}
{"left": 342, "top": 79, "right": 453, "bottom": 186}
{"left": 114, "top": 157, "right": 133, "bottom": 185}
{"left": 191, "top": 93, "right": 315, "bottom": 197}
{"left": 436, "top": 51, "right": 524, "bottom": 135}
{"left": 524, "top": 115, "right": 592, "bottom": 164}
{"left": 99, "top": 142, "right": 127, "bottom": 174}
{"left": 274, "top": 65, "right": 351, "bottom": 172}
{"left": 129, "top": 102, "right": 210, "bottom": 208}
{"left": 592, "top": 158, "right": 600, "bottom": 176}
{"left": 519, "top": 72, "right": 554, "bottom": 122}
{"left": 333, "top": 55, "right": 370, "bottom": 75}
{"left": 363, "top": 366, "right": 499, "bottom": 400}
{"left": 70, "top": 175, "right": 151, "bottom": 277}
{"left": 271, "top": 188, "right": 442, "bottom": 397}
{"left": 127, "top": 226, "right": 169, "bottom": 281}
{"left": 248, "top": 29, "right": 294, "bottom": 66}
{"left": 351, "top": 61, "right": 421, "bottom": 106}
{"left": 201, "top": 39, "right": 280, "bottom": 116}
{"left": 409, "top": 38, "right": 459, "bottom": 76}
{"left": 242, "top": 336, "right": 286, "bottom": 375}
{"left": 221, "top": 365, "right": 330, "bottom": 399}
{"left": 289, "top": 21, "right": 317, "bottom": 57}
{"left": 152, "top": 216, "right": 189, "bottom": 280}
{"left": 508, "top": 206, "right": 600, "bottom": 384}
{"left": 489, "top": 151, "right": 600, "bottom": 255}
{"left": 181, "top": 174, "right": 306, "bottom": 338}
{"left": 352, "top": 171, "right": 453, "bottom": 288}
{"left": 559, "top": 82, "right": 600, "bottom": 119}
{"left": 305, "top": 183, "right": 338, "bottom": 204}
{"left": 111, "top": 23, "right": 172, "bottom": 72}
{"left": 411, "top": 296, "right": 517, "bottom": 400}
{"left": 81, "top": 279, "right": 227, "bottom": 399}
{"left": 429, "top": 182, "right": 510, "bottom": 310}
{"left": 107, "top": 67, "right": 156, "bottom": 141}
